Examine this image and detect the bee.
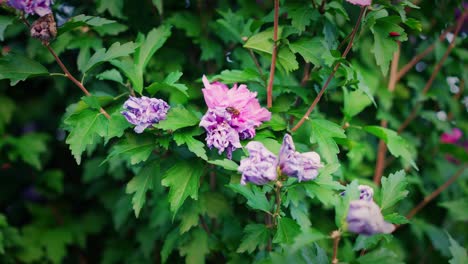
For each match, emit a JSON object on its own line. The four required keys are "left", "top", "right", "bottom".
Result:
{"left": 226, "top": 106, "right": 240, "bottom": 117}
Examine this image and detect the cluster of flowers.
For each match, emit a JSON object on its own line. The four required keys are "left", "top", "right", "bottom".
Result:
{"left": 345, "top": 0, "right": 371, "bottom": 6}
{"left": 440, "top": 128, "right": 468, "bottom": 163}
{"left": 238, "top": 134, "right": 322, "bottom": 185}
{"left": 199, "top": 76, "right": 271, "bottom": 159}
{"left": 345, "top": 185, "right": 395, "bottom": 235}
{"left": 7, "top": 0, "right": 53, "bottom": 17}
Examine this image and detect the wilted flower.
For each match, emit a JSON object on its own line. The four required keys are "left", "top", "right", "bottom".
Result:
{"left": 345, "top": 0, "right": 371, "bottom": 6}
{"left": 238, "top": 142, "right": 278, "bottom": 185}
{"left": 30, "top": 13, "right": 56, "bottom": 43}
{"left": 238, "top": 134, "right": 323, "bottom": 185}
{"left": 8, "top": 0, "right": 53, "bottom": 17}
{"left": 200, "top": 75, "right": 270, "bottom": 158}
{"left": 121, "top": 96, "right": 170, "bottom": 134}
{"left": 278, "top": 134, "right": 322, "bottom": 182}
{"left": 346, "top": 200, "right": 395, "bottom": 235}
{"left": 440, "top": 128, "right": 462, "bottom": 144}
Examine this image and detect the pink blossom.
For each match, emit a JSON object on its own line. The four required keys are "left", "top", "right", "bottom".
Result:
{"left": 345, "top": 0, "right": 371, "bottom": 6}
{"left": 200, "top": 76, "right": 271, "bottom": 158}
{"left": 440, "top": 128, "right": 463, "bottom": 144}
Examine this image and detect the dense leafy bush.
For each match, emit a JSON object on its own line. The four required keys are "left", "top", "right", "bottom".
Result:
{"left": 0, "top": 0, "right": 467, "bottom": 263}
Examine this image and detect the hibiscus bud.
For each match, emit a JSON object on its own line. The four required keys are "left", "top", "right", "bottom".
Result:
{"left": 346, "top": 200, "right": 395, "bottom": 235}
{"left": 30, "top": 13, "right": 57, "bottom": 44}
{"left": 389, "top": 31, "right": 401, "bottom": 37}
{"left": 238, "top": 142, "right": 278, "bottom": 185}
{"left": 121, "top": 96, "right": 170, "bottom": 134}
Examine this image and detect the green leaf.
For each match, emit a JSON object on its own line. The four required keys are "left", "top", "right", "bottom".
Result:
{"left": 179, "top": 229, "right": 210, "bottom": 264}
{"left": 289, "top": 37, "right": 334, "bottom": 67}
{"left": 173, "top": 132, "right": 208, "bottom": 160}
{"left": 370, "top": 16, "right": 407, "bottom": 75}
{"left": 41, "top": 228, "right": 73, "bottom": 264}
{"left": 106, "top": 111, "right": 131, "bottom": 142}
{"left": 161, "top": 160, "right": 204, "bottom": 216}
{"left": 64, "top": 109, "right": 109, "bottom": 165}
{"left": 290, "top": 228, "right": 327, "bottom": 252}
{"left": 82, "top": 42, "right": 137, "bottom": 73}
{"left": 380, "top": 170, "right": 408, "bottom": 210}
{"left": 152, "top": 0, "right": 163, "bottom": 15}
{"left": 0, "top": 96, "right": 15, "bottom": 133}
{"left": 335, "top": 180, "right": 359, "bottom": 228}
{"left": 343, "top": 87, "right": 372, "bottom": 119}
{"left": 126, "top": 161, "right": 159, "bottom": 217}
{"left": 228, "top": 184, "right": 270, "bottom": 213}
{"left": 310, "top": 119, "right": 347, "bottom": 164}
{"left": 237, "top": 224, "right": 270, "bottom": 253}
{"left": 273, "top": 217, "right": 301, "bottom": 244}
{"left": 439, "top": 198, "right": 468, "bottom": 222}
{"left": 0, "top": 54, "right": 49, "bottom": 85}
{"left": 135, "top": 25, "right": 172, "bottom": 74}
{"left": 103, "top": 135, "right": 156, "bottom": 165}
{"left": 207, "top": 159, "right": 239, "bottom": 171}
{"left": 353, "top": 234, "right": 392, "bottom": 251}
{"left": 58, "top": 15, "right": 116, "bottom": 35}
{"left": 110, "top": 59, "right": 143, "bottom": 93}
{"left": 304, "top": 183, "right": 337, "bottom": 207}
{"left": 6, "top": 133, "right": 49, "bottom": 170}
{"left": 97, "top": 0, "right": 125, "bottom": 18}
{"left": 357, "top": 248, "right": 404, "bottom": 264}
{"left": 448, "top": 233, "right": 467, "bottom": 264}
{"left": 146, "top": 71, "right": 189, "bottom": 97}
{"left": 288, "top": 6, "right": 317, "bottom": 32}
{"left": 0, "top": 16, "right": 14, "bottom": 41}
{"left": 364, "top": 126, "right": 418, "bottom": 170}
{"left": 155, "top": 106, "right": 199, "bottom": 131}
{"left": 96, "top": 69, "right": 125, "bottom": 86}
{"left": 383, "top": 213, "right": 409, "bottom": 224}
{"left": 211, "top": 69, "right": 263, "bottom": 84}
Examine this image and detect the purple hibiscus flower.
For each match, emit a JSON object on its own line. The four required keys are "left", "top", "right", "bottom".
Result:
{"left": 8, "top": 0, "right": 53, "bottom": 17}
{"left": 121, "top": 96, "right": 170, "bottom": 134}
{"left": 346, "top": 200, "right": 395, "bottom": 235}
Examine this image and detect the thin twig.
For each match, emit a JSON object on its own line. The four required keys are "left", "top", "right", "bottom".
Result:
{"left": 273, "top": 181, "right": 282, "bottom": 226}
{"left": 291, "top": 6, "right": 367, "bottom": 132}
{"left": 199, "top": 215, "right": 211, "bottom": 235}
{"left": 248, "top": 49, "right": 265, "bottom": 82}
{"left": 373, "top": 41, "right": 400, "bottom": 185}
{"left": 406, "top": 165, "right": 467, "bottom": 220}
{"left": 397, "top": 10, "right": 466, "bottom": 134}
{"left": 266, "top": 0, "right": 279, "bottom": 108}
{"left": 319, "top": 0, "right": 327, "bottom": 14}
{"left": 331, "top": 230, "right": 341, "bottom": 264}
{"left": 396, "top": 26, "right": 454, "bottom": 82}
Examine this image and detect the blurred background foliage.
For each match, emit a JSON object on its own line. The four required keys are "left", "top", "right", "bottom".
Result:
{"left": 0, "top": 0, "right": 467, "bottom": 263}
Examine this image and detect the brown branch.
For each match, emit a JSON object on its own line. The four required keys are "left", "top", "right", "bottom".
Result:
{"left": 406, "top": 165, "right": 467, "bottom": 220}
{"left": 331, "top": 230, "right": 341, "bottom": 264}
{"left": 266, "top": 0, "right": 279, "bottom": 108}
{"left": 397, "top": 10, "right": 466, "bottom": 134}
{"left": 373, "top": 41, "right": 400, "bottom": 185}
{"left": 396, "top": 26, "right": 454, "bottom": 82}
{"left": 291, "top": 6, "right": 367, "bottom": 132}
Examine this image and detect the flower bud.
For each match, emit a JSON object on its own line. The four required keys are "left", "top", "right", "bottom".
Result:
{"left": 30, "top": 13, "right": 57, "bottom": 44}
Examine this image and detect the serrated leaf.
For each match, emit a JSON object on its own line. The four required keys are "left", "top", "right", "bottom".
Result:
{"left": 126, "top": 161, "right": 159, "bottom": 217}
{"left": 64, "top": 109, "right": 108, "bottom": 165}
{"left": 155, "top": 106, "right": 199, "bottom": 131}
{"left": 161, "top": 160, "right": 204, "bottom": 216}
{"left": 135, "top": 25, "right": 172, "bottom": 74}
{"left": 6, "top": 133, "right": 49, "bottom": 170}
{"left": 146, "top": 71, "right": 189, "bottom": 97}
{"left": 273, "top": 217, "right": 301, "bottom": 244}
{"left": 0, "top": 54, "right": 49, "bottom": 85}
{"left": 228, "top": 184, "right": 270, "bottom": 213}
{"left": 310, "top": 119, "right": 346, "bottom": 164}
{"left": 380, "top": 170, "right": 408, "bottom": 210}
{"left": 179, "top": 229, "right": 209, "bottom": 264}
{"left": 439, "top": 198, "right": 468, "bottom": 222}
{"left": 353, "top": 234, "right": 392, "bottom": 251}
{"left": 383, "top": 213, "right": 409, "bottom": 224}
{"left": 343, "top": 87, "right": 372, "bottom": 119}
{"left": 58, "top": 15, "right": 116, "bottom": 35}
{"left": 106, "top": 111, "right": 131, "bottom": 142}
{"left": 289, "top": 37, "right": 334, "bottom": 67}
{"left": 173, "top": 132, "right": 208, "bottom": 160}
{"left": 364, "top": 126, "right": 418, "bottom": 170}
{"left": 288, "top": 6, "right": 317, "bottom": 32}
{"left": 207, "top": 159, "right": 239, "bottom": 171}
{"left": 96, "top": 69, "right": 124, "bottom": 86}
{"left": 110, "top": 59, "right": 143, "bottom": 93}
{"left": 211, "top": 69, "right": 263, "bottom": 84}
{"left": 304, "top": 183, "right": 337, "bottom": 207}
{"left": 290, "top": 228, "right": 327, "bottom": 252}
{"left": 237, "top": 224, "right": 270, "bottom": 253}
{"left": 82, "top": 42, "right": 136, "bottom": 73}
{"left": 97, "top": 0, "right": 125, "bottom": 19}
{"left": 370, "top": 16, "right": 408, "bottom": 76}
{"left": 448, "top": 233, "right": 467, "bottom": 264}
{"left": 335, "top": 180, "right": 359, "bottom": 228}
{"left": 103, "top": 135, "right": 156, "bottom": 165}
